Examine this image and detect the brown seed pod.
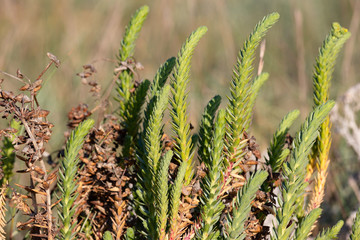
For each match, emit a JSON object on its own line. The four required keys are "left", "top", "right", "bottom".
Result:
{"left": 47, "top": 52, "right": 61, "bottom": 67}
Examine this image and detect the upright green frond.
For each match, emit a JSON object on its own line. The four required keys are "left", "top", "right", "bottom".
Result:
{"left": 274, "top": 101, "right": 335, "bottom": 240}
{"left": 312, "top": 22, "right": 350, "bottom": 107}
{"left": 169, "top": 161, "right": 188, "bottom": 236}
{"left": 143, "top": 58, "right": 175, "bottom": 134}
{"left": 144, "top": 85, "right": 170, "bottom": 172}
{"left": 169, "top": 26, "right": 207, "bottom": 184}
{"left": 295, "top": 208, "right": 322, "bottom": 240}
{"left": 225, "top": 171, "right": 268, "bottom": 240}
{"left": 136, "top": 85, "right": 170, "bottom": 239}
{"left": 198, "top": 95, "right": 222, "bottom": 166}
{"left": 125, "top": 79, "right": 151, "bottom": 137}
{"left": 150, "top": 57, "right": 176, "bottom": 98}
{"left": 168, "top": 28, "right": 207, "bottom": 236}
{"left": 308, "top": 21, "right": 350, "bottom": 174}
{"left": 267, "top": 109, "right": 300, "bottom": 172}
{"left": 58, "top": 119, "right": 94, "bottom": 240}
{"left": 116, "top": 71, "right": 134, "bottom": 120}
{"left": 242, "top": 72, "right": 269, "bottom": 131}
{"left": 307, "top": 22, "right": 350, "bottom": 212}
{"left": 119, "top": 5, "right": 149, "bottom": 61}
{"left": 122, "top": 79, "right": 150, "bottom": 157}
{"left": 226, "top": 12, "right": 279, "bottom": 164}
{"left": 155, "top": 150, "right": 173, "bottom": 240}
{"left": 314, "top": 220, "right": 343, "bottom": 240}
{"left": 289, "top": 102, "right": 334, "bottom": 179}
{"left": 198, "top": 109, "right": 226, "bottom": 240}
{"left": 350, "top": 207, "right": 360, "bottom": 240}
{"left": 116, "top": 5, "right": 149, "bottom": 122}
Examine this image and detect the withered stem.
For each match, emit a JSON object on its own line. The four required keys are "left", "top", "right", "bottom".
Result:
{"left": 21, "top": 118, "right": 40, "bottom": 152}
{"left": 21, "top": 118, "right": 53, "bottom": 239}
{"left": 92, "top": 71, "right": 121, "bottom": 127}
{"left": 36, "top": 61, "right": 53, "bottom": 81}
{"left": 0, "top": 70, "right": 27, "bottom": 84}
{"left": 40, "top": 160, "right": 53, "bottom": 240}
{"left": 101, "top": 72, "right": 121, "bottom": 104}
{"left": 33, "top": 61, "right": 54, "bottom": 108}
{"left": 21, "top": 117, "right": 39, "bottom": 217}
{"left": 29, "top": 173, "right": 38, "bottom": 214}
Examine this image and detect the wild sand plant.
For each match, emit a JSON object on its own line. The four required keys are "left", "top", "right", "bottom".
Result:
{"left": 196, "top": 109, "right": 226, "bottom": 239}
{"left": 116, "top": 6, "right": 150, "bottom": 159}
{"left": 0, "top": 4, "right": 358, "bottom": 240}
{"left": 306, "top": 23, "right": 351, "bottom": 214}
{"left": 58, "top": 119, "right": 94, "bottom": 240}
{"left": 272, "top": 101, "right": 335, "bottom": 240}
{"left": 168, "top": 25, "right": 208, "bottom": 238}
{"left": 224, "top": 13, "right": 278, "bottom": 167}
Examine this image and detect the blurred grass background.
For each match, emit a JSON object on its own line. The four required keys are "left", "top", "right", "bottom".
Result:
{"left": 1, "top": 0, "right": 360, "bottom": 234}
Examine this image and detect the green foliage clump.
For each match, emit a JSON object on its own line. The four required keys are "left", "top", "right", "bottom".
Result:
{"left": 0, "top": 4, "right": 358, "bottom": 240}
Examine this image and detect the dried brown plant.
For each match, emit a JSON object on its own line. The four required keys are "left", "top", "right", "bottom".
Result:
{"left": 72, "top": 115, "right": 130, "bottom": 239}
{"left": 0, "top": 53, "right": 60, "bottom": 239}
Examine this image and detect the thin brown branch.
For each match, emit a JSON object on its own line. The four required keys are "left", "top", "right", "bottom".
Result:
{"left": 91, "top": 71, "right": 121, "bottom": 127}
{"left": 101, "top": 71, "right": 121, "bottom": 104}
{"left": 36, "top": 61, "right": 53, "bottom": 81}
{"left": 0, "top": 70, "right": 27, "bottom": 84}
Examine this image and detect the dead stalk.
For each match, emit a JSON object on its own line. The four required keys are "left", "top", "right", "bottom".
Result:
{"left": 0, "top": 70, "right": 27, "bottom": 84}
{"left": 21, "top": 117, "right": 52, "bottom": 239}
{"left": 36, "top": 61, "right": 53, "bottom": 81}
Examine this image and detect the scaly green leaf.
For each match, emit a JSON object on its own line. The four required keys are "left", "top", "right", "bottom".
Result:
{"left": 58, "top": 119, "right": 94, "bottom": 240}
